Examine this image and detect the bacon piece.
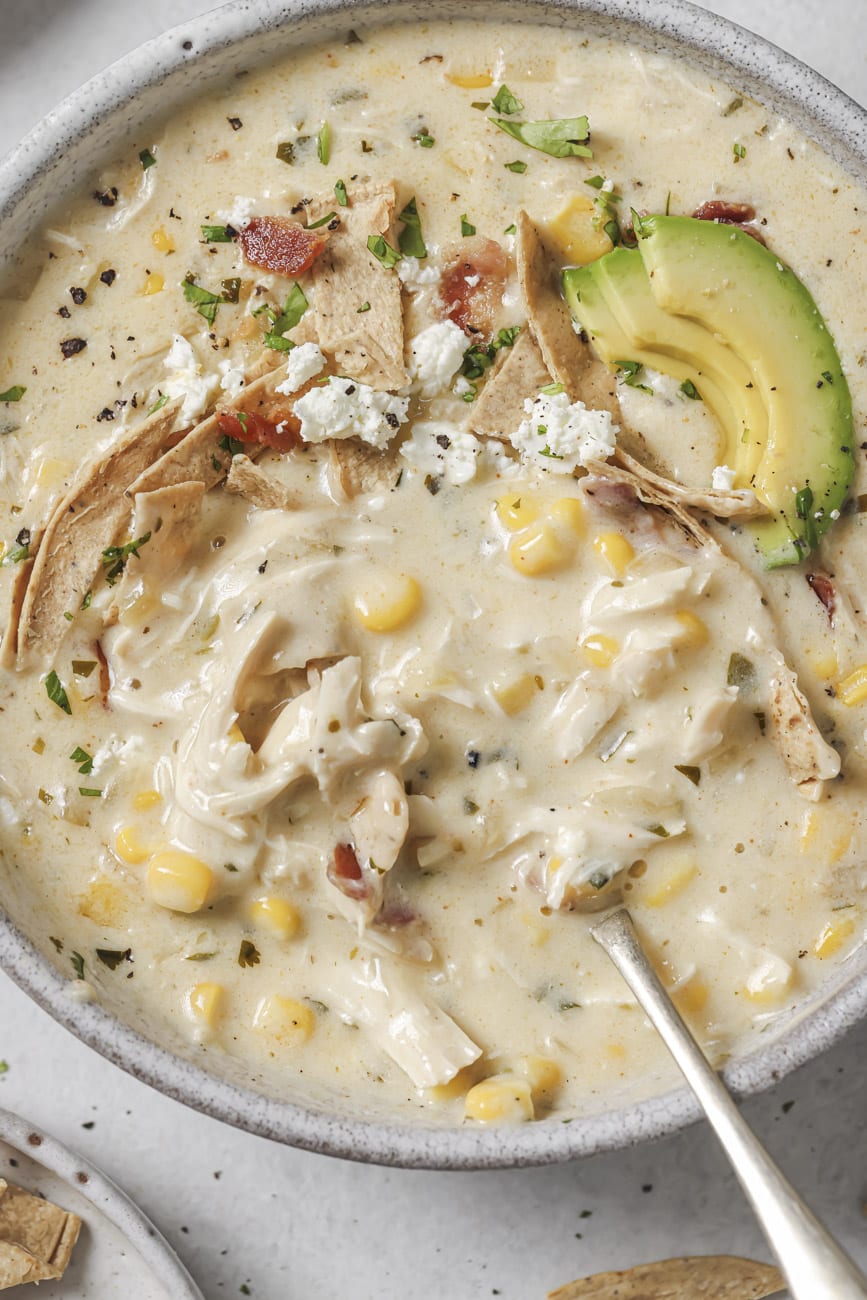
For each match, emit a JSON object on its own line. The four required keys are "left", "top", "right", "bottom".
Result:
{"left": 692, "top": 201, "right": 766, "bottom": 245}
{"left": 807, "top": 571, "right": 836, "bottom": 621}
{"left": 440, "top": 237, "right": 508, "bottom": 340}
{"left": 239, "top": 215, "right": 330, "bottom": 277}
{"left": 217, "top": 409, "right": 303, "bottom": 453}
{"left": 327, "top": 842, "right": 372, "bottom": 902}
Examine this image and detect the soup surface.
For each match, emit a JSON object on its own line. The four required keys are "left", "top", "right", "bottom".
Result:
{"left": 0, "top": 19, "right": 865, "bottom": 1126}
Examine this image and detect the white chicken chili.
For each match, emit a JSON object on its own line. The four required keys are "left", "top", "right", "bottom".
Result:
{"left": 0, "top": 20, "right": 865, "bottom": 1126}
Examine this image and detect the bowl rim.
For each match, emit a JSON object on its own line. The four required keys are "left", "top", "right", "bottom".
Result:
{"left": 1, "top": 0, "right": 866, "bottom": 1170}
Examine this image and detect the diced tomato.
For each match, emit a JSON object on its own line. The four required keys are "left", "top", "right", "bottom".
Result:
{"left": 327, "top": 842, "right": 372, "bottom": 902}
{"left": 217, "top": 409, "right": 303, "bottom": 453}
{"left": 439, "top": 237, "right": 509, "bottom": 340}
{"left": 239, "top": 215, "right": 330, "bottom": 276}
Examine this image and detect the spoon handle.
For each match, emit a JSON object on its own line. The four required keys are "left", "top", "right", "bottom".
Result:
{"left": 591, "top": 908, "right": 867, "bottom": 1300}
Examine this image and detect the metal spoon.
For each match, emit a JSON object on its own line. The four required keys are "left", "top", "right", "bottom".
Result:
{"left": 591, "top": 907, "right": 867, "bottom": 1300}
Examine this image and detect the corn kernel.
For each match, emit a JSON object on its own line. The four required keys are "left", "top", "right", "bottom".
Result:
{"left": 151, "top": 227, "right": 176, "bottom": 253}
{"left": 427, "top": 1065, "right": 478, "bottom": 1103}
{"left": 580, "top": 633, "right": 619, "bottom": 669}
{"left": 252, "top": 995, "right": 315, "bottom": 1045}
{"left": 353, "top": 573, "right": 422, "bottom": 632}
{"left": 250, "top": 895, "right": 301, "bottom": 940}
{"left": 814, "top": 914, "right": 857, "bottom": 959}
{"left": 548, "top": 496, "right": 585, "bottom": 536}
{"left": 741, "top": 979, "right": 792, "bottom": 1006}
{"left": 146, "top": 850, "right": 213, "bottom": 913}
{"left": 837, "top": 664, "right": 867, "bottom": 707}
{"left": 36, "top": 457, "right": 70, "bottom": 489}
{"left": 188, "top": 981, "right": 224, "bottom": 1028}
{"left": 546, "top": 194, "right": 614, "bottom": 266}
{"left": 133, "top": 789, "right": 162, "bottom": 811}
{"left": 592, "top": 531, "right": 634, "bottom": 576}
{"left": 446, "top": 72, "right": 492, "bottom": 88}
{"left": 509, "top": 523, "right": 567, "bottom": 577}
{"left": 516, "top": 1054, "right": 562, "bottom": 1098}
{"left": 115, "top": 825, "right": 151, "bottom": 865}
{"left": 492, "top": 673, "right": 538, "bottom": 716}
{"left": 464, "top": 1074, "right": 534, "bottom": 1124}
{"left": 77, "top": 880, "right": 127, "bottom": 927}
{"left": 809, "top": 650, "right": 838, "bottom": 681}
{"left": 142, "top": 271, "right": 164, "bottom": 296}
{"left": 674, "top": 609, "right": 710, "bottom": 649}
{"left": 495, "top": 493, "right": 539, "bottom": 532}
{"left": 800, "top": 809, "right": 852, "bottom": 864}
{"left": 674, "top": 978, "right": 709, "bottom": 1017}
{"left": 640, "top": 856, "right": 697, "bottom": 908}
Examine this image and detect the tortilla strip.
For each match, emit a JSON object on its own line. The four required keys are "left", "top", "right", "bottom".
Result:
{"left": 329, "top": 439, "right": 404, "bottom": 498}
{"left": 469, "top": 329, "right": 551, "bottom": 441}
{"left": 16, "top": 398, "right": 183, "bottom": 665}
{"left": 584, "top": 458, "right": 718, "bottom": 552}
{"left": 547, "top": 1254, "right": 784, "bottom": 1299}
{"left": 113, "top": 481, "right": 206, "bottom": 618}
{"left": 0, "top": 1179, "right": 81, "bottom": 1288}
{"left": 0, "top": 547, "right": 37, "bottom": 670}
{"left": 613, "top": 447, "right": 766, "bottom": 519}
{"left": 766, "top": 643, "right": 841, "bottom": 801}
{"left": 226, "top": 454, "right": 298, "bottom": 511}
{"left": 303, "top": 182, "right": 407, "bottom": 390}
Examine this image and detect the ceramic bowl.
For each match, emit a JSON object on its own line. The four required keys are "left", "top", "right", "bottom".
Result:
{"left": 0, "top": 0, "right": 865, "bottom": 1169}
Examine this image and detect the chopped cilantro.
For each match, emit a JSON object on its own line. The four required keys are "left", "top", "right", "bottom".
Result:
{"left": 0, "top": 385, "right": 26, "bottom": 403}
{"left": 317, "top": 122, "right": 331, "bottom": 165}
{"left": 334, "top": 178, "right": 348, "bottom": 206}
{"left": 491, "top": 85, "right": 524, "bottom": 115}
{"left": 795, "top": 485, "right": 819, "bottom": 551}
{"left": 275, "top": 141, "right": 295, "bottom": 164}
{"left": 615, "top": 359, "right": 652, "bottom": 394}
{"left": 723, "top": 96, "right": 744, "bottom": 116}
{"left": 263, "top": 333, "right": 295, "bottom": 353}
{"left": 540, "top": 382, "right": 565, "bottom": 395}
{"left": 81, "top": 590, "right": 92, "bottom": 610}
{"left": 238, "top": 939, "right": 260, "bottom": 968}
{"left": 460, "top": 325, "right": 520, "bottom": 380}
{"left": 460, "top": 214, "right": 476, "bottom": 236}
{"left": 491, "top": 115, "right": 592, "bottom": 159}
{"left": 504, "top": 160, "right": 527, "bottom": 173}
{"left": 96, "top": 948, "right": 131, "bottom": 970}
{"left": 356, "top": 301, "right": 371, "bottom": 313}
{"left": 102, "top": 532, "right": 152, "bottom": 585}
{"left": 70, "top": 746, "right": 94, "bottom": 775}
{"left": 470, "top": 100, "right": 489, "bottom": 111}
{"left": 182, "top": 274, "right": 222, "bottom": 325}
{"left": 2, "top": 543, "right": 29, "bottom": 566}
{"left": 674, "top": 764, "right": 701, "bottom": 786}
{"left": 367, "top": 234, "right": 402, "bottom": 268}
{"left": 398, "top": 197, "right": 427, "bottom": 259}
{"left": 0, "top": 1061, "right": 7, "bottom": 1076}
{"left": 412, "top": 132, "right": 435, "bottom": 148}
{"left": 138, "top": 148, "right": 157, "bottom": 170}
{"left": 679, "top": 379, "right": 701, "bottom": 401}
{"left": 584, "top": 174, "right": 606, "bottom": 189}
{"left": 503, "top": 222, "right": 516, "bottom": 235}
{"left": 307, "top": 210, "right": 337, "bottom": 230}
{"left": 218, "top": 433, "right": 245, "bottom": 456}
{"left": 727, "top": 652, "right": 757, "bottom": 691}
{"left": 186, "top": 951, "right": 217, "bottom": 962}
{"left": 647, "top": 824, "right": 670, "bottom": 838}
{"left": 45, "top": 670, "right": 71, "bottom": 715}
{"left": 262, "top": 283, "right": 308, "bottom": 350}
{"left": 148, "top": 392, "right": 169, "bottom": 415}
{"left": 79, "top": 787, "right": 103, "bottom": 798}
{"left": 72, "top": 660, "right": 96, "bottom": 677}
{"left": 733, "top": 141, "right": 747, "bottom": 161}
{"left": 71, "top": 951, "right": 85, "bottom": 979}
{"left": 221, "top": 277, "right": 241, "bottom": 303}
{"left": 201, "top": 224, "right": 237, "bottom": 243}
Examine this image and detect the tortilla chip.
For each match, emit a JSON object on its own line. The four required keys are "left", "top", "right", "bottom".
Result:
{"left": 226, "top": 454, "right": 298, "bottom": 511}
{"left": 0, "top": 1179, "right": 81, "bottom": 1288}
{"left": 329, "top": 439, "right": 404, "bottom": 498}
{"left": 547, "top": 1254, "right": 784, "bottom": 1299}
{"left": 15, "top": 398, "right": 183, "bottom": 665}
{"left": 113, "top": 480, "right": 206, "bottom": 618}
{"left": 613, "top": 448, "right": 766, "bottom": 519}
{"left": 469, "top": 329, "right": 551, "bottom": 441}
{"left": 0, "top": 547, "right": 37, "bottom": 669}
{"left": 584, "top": 458, "right": 718, "bottom": 551}
{"left": 303, "top": 182, "right": 407, "bottom": 390}
{"left": 767, "top": 643, "right": 841, "bottom": 800}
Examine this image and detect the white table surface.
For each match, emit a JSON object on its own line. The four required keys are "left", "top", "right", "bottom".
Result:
{"left": 1, "top": 2, "right": 866, "bottom": 1297}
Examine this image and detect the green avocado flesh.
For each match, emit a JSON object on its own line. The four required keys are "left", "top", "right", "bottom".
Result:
{"left": 563, "top": 215, "right": 854, "bottom": 567}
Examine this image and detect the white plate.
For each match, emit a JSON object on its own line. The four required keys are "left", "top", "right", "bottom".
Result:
{"left": 0, "top": 1106, "right": 202, "bottom": 1299}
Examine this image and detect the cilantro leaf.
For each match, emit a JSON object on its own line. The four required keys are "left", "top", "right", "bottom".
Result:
{"left": 491, "top": 115, "right": 592, "bottom": 159}
{"left": 334, "top": 179, "right": 348, "bottom": 206}
{"left": 398, "top": 197, "right": 427, "bottom": 259}
{"left": 139, "top": 148, "right": 157, "bottom": 170}
{"left": 679, "top": 379, "right": 701, "bottom": 401}
{"left": 504, "top": 160, "right": 527, "bottom": 173}
{"left": 201, "top": 224, "right": 237, "bottom": 243}
{"left": 491, "top": 85, "right": 524, "bottom": 115}
{"left": 70, "top": 745, "right": 94, "bottom": 775}
{"left": 615, "top": 359, "right": 652, "bottom": 394}
{"left": 182, "top": 274, "right": 222, "bottom": 325}
{"left": 460, "top": 214, "right": 476, "bottom": 236}
{"left": 71, "top": 951, "right": 85, "bottom": 979}
{"left": 317, "top": 122, "right": 331, "bottom": 165}
{"left": 45, "top": 670, "right": 71, "bottom": 715}
{"left": 0, "top": 385, "right": 26, "bottom": 403}
{"left": 367, "top": 235, "right": 402, "bottom": 268}
{"left": 102, "top": 532, "right": 151, "bottom": 586}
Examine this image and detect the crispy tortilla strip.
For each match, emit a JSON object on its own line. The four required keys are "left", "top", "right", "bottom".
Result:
{"left": 125, "top": 362, "right": 298, "bottom": 498}
{"left": 0, "top": 547, "right": 37, "bottom": 669}
{"left": 614, "top": 448, "right": 766, "bottom": 519}
{"left": 329, "top": 439, "right": 404, "bottom": 498}
{"left": 226, "top": 454, "right": 298, "bottom": 511}
{"left": 0, "top": 1179, "right": 81, "bottom": 1288}
{"left": 766, "top": 644, "right": 841, "bottom": 801}
{"left": 584, "top": 458, "right": 718, "bottom": 552}
{"left": 515, "top": 209, "right": 621, "bottom": 419}
{"left": 469, "top": 329, "right": 551, "bottom": 441}
{"left": 113, "top": 481, "right": 206, "bottom": 618}
{"left": 303, "top": 182, "right": 407, "bottom": 390}
{"left": 16, "top": 398, "right": 183, "bottom": 665}
{"left": 547, "top": 1255, "right": 784, "bottom": 1299}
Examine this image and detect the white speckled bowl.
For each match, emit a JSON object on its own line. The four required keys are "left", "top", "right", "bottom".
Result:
{"left": 1, "top": 0, "right": 866, "bottom": 1169}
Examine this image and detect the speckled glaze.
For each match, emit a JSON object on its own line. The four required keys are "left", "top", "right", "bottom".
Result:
{"left": 0, "top": 1105, "right": 203, "bottom": 1297}
{"left": 0, "top": 0, "right": 865, "bottom": 1170}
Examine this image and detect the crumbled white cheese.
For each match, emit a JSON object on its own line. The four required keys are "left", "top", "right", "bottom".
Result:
{"left": 509, "top": 391, "right": 617, "bottom": 473}
{"left": 711, "top": 464, "right": 736, "bottom": 491}
{"left": 218, "top": 195, "right": 257, "bottom": 229}
{"left": 275, "top": 342, "right": 326, "bottom": 394}
{"left": 400, "top": 422, "right": 485, "bottom": 485}
{"left": 218, "top": 359, "right": 246, "bottom": 401}
{"left": 453, "top": 376, "right": 474, "bottom": 398}
{"left": 407, "top": 320, "right": 468, "bottom": 398}
{"left": 293, "top": 377, "right": 409, "bottom": 448}
{"left": 163, "top": 334, "right": 218, "bottom": 425}
{"left": 397, "top": 256, "right": 440, "bottom": 291}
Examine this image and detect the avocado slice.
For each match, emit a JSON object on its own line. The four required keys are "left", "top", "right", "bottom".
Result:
{"left": 635, "top": 214, "right": 854, "bottom": 567}
{"left": 564, "top": 248, "right": 766, "bottom": 485}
